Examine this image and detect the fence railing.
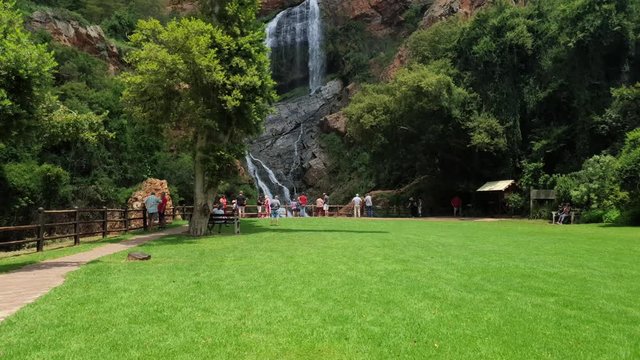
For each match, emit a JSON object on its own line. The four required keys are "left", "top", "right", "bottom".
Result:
{"left": 0, "top": 206, "right": 194, "bottom": 253}
{"left": 0, "top": 203, "right": 413, "bottom": 254}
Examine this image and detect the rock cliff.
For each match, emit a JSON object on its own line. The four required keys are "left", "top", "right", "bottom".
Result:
{"left": 28, "top": 10, "right": 122, "bottom": 73}
{"left": 248, "top": 80, "right": 347, "bottom": 195}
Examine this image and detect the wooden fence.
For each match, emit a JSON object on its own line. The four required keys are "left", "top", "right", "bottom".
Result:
{"left": 0, "top": 206, "right": 194, "bottom": 253}
{"left": 0, "top": 203, "right": 413, "bottom": 254}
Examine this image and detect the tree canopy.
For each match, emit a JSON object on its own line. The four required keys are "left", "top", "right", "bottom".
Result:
{"left": 122, "top": 7, "right": 275, "bottom": 234}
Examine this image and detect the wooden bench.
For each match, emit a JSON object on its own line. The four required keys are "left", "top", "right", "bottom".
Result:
{"left": 551, "top": 209, "right": 581, "bottom": 224}
{"left": 207, "top": 213, "right": 240, "bottom": 235}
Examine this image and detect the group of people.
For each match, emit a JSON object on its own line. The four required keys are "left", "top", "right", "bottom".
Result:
{"left": 142, "top": 190, "right": 468, "bottom": 228}
{"left": 144, "top": 191, "right": 169, "bottom": 230}
{"left": 350, "top": 193, "right": 374, "bottom": 217}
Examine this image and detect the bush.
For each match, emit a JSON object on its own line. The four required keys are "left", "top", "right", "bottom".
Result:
{"left": 581, "top": 209, "right": 606, "bottom": 224}
{"left": 602, "top": 208, "right": 621, "bottom": 224}
{"left": 505, "top": 192, "right": 525, "bottom": 215}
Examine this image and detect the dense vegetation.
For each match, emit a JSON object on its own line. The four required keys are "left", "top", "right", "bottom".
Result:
{"left": 0, "top": 0, "right": 267, "bottom": 227}
{"left": 1, "top": 0, "right": 639, "bottom": 226}
{"left": 339, "top": 0, "right": 640, "bottom": 223}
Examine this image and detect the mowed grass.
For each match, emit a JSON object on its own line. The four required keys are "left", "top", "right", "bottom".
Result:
{"left": 0, "top": 221, "right": 188, "bottom": 274}
{"left": 0, "top": 219, "right": 638, "bottom": 359}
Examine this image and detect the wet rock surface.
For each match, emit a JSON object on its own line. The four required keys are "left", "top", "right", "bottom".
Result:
{"left": 248, "top": 80, "right": 346, "bottom": 197}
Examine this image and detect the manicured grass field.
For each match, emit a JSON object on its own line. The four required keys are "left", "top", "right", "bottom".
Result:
{"left": 0, "top": 221, "right": 188, "bottom": 274}
{"left": 0, "top": 219, "right": 638, "bottom": 359}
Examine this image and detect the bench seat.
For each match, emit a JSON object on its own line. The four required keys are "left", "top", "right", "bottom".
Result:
{"left": 207, "top": 214, "right": 240, "bottom": 234}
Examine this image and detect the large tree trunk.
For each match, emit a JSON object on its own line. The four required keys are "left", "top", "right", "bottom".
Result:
{"left": 189, "top": 134, "right": 210, "bottom": 236}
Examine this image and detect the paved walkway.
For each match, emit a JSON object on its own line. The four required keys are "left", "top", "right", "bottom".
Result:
{"left": 0, "top": 226, "right": 187, "bottom": 322}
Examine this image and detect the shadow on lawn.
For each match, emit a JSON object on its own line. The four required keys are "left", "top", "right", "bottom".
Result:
{"left": 144, "top": 222, "right": 389, "bottom": 248}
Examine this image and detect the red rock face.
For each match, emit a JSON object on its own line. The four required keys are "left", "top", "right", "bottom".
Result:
{"left": 422, "top": 0, "right": 486, "bottom": 28}
{"left": 319, "top": 0, "right": 412, "bottom": 36}
{"left": 28, "top": 10, "right": 122, "bottom": 73}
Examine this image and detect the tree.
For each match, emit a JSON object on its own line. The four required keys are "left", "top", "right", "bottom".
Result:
{"left": 122, "top": 8, "right": 275, "bottom": 235}
{"left": 0, "top": 1, "right": 56, "bottom": 145}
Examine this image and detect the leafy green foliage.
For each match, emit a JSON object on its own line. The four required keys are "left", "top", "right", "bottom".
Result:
{"left": 0, "top": 162, "right": 71, "bottom": 224}
{"left": 326, "top": 21, "right": 402, "bottom": 83}
{"left": 122, "top": 7, "right": 275, "bottom": 234}
{"left": 0, "top": 1, "right": 56, "bottom": 144}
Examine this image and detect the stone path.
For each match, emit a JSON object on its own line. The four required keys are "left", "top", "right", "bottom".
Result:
{"left": 0, "top": 226, "right": 187, "bottom": 322}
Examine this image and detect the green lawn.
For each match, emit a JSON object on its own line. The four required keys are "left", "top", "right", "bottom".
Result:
{"left": 0, "top": 221, "right": 188, "bottom": 274}
{"left": 0, "top": 219, "right": 638, "bottom": 359}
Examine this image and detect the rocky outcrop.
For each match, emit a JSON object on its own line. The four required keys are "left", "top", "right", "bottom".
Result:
{"left": 127, "top": 178, "right": 175, "bottom": 226}
{"left": 166, "top": 0, "right": 198, "bottom": 15}
{"left": 422, "top": 0, "right": 486, "bottom": 27}
{"left": 28, "top": 10, "right": 121, "bottom": 73}
{"left": 128, "top": 179, "right": 174, "bottom": 211}
{"left": 248, "top": 80, "right": 347, "bottom": 196}
{"left": 260, "top": 0, "right": 305, "bottom": 16}
{"left": 381, "top": 0, "right": 487, "bottom": 81}
{"left": 381, "top": 45, "right": 409, "bottom": 81}
{"left": 322, "top": 0, "right": 412, "bottom": 36}
{"left": 320, "top": 111, "right": 348, "bottom": 136}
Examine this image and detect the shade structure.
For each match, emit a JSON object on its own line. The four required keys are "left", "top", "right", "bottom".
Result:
{"left": 476, "top": 180, "right": 516, "bottom": 192}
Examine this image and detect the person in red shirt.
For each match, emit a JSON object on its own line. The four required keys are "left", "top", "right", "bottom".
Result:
{"left": 158, "top": 192, "right": 169, "bottom": 229}
{"left": 298, "top": 193, "right": 308, "bottom": 217}
{"left": 451, "top": 195, "right": 462, "bottom": 217}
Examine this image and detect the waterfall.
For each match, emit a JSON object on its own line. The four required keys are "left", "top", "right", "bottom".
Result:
{"left": 247, "top": 153, "right": 292, "bottom": 203}
{"left": 245, "top": 153, "right": 273, "bottom": 199}
{"left": 265, "top": 0, "right": 324, "bottom": 94}
{"left": 308, "top": 0, "right": 324, "bottom": 93}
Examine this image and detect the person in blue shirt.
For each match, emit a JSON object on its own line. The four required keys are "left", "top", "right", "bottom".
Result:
{"left": 144, "top": 192, "right": 161, "bottom": 230}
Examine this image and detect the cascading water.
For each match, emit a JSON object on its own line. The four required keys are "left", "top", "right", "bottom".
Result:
{"left": 308, "top": 0, "right": 324, "bottom": 93}
{"left": 265, "top": 0, "right": 325, "bottom": 94}
{"left": 247, "top": 153, "right": 292, "bottom": 203}
{"left": 245, "top": 153, "right": 273, "bottom": 199}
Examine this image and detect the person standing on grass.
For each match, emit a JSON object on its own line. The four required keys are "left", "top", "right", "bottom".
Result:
{"left": 451, "top": 195, "right": 462, "bottom": 217}
{"left": 417, "top": 198, "right": 423, "bottom": 218}
{"left": 298, "top": 193, "right": 308, "bottom": 217}
{"left": 144, "top": 192, "right": 161, "bottom": 231}
{"left": 352, "top": 194, "right": 363, "bottom": 218}
{"left": 316, "top": 196, "right": 324, "bottom": 216}
{"left": 264, "top": 195, "right": 271, "bottom": 219}
{"left": 364, "top": 193, "right": 373, "bottom": 217}
{"left": 407, "top": 197, "right": 418, "bottom": 217}
{"left": 290, "top": 198, "right": 298, "bottom": 217}
{"left": 257, "top": 194, "right": 264, "bottom": 218}
{"left": 158, "top": 192, "right": 168, "bottom": 229}
{"left": 323, "top": 193, "right": 330, "bottom": 217}
{"left": 236, "top": 191, "right": 247, "bottom": 218}
{"left": 270, "top": 195, "right": 281, "bottom": 225}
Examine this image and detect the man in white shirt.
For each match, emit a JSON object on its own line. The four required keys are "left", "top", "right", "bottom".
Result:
{"left": 364, "top": 194, "right": 373, "bottom": 217}
{"left": 352, "top": 194, "right": 363, "bottom": 218}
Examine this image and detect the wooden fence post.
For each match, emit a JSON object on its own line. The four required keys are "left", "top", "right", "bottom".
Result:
{"left": 142, "top": 207, "right": 148, "bottom": 231}
{"left": 124, "top": 207, "right": 129, "bottom": 233}
{"left": 102, "top": 206, "right": 108, "bottom": 238}
{"left": 36, "top": 207, "right": 45, "bottom": 252}
{"left": 73, "top": 206, "right": 80, "bottom": 246}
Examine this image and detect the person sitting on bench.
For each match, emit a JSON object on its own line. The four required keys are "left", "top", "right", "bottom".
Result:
{"left": 557, "top": 203, "right": 571, "bottom": 225}
{"left": 211, "top": 204, "right": 226, "bottom": 233}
